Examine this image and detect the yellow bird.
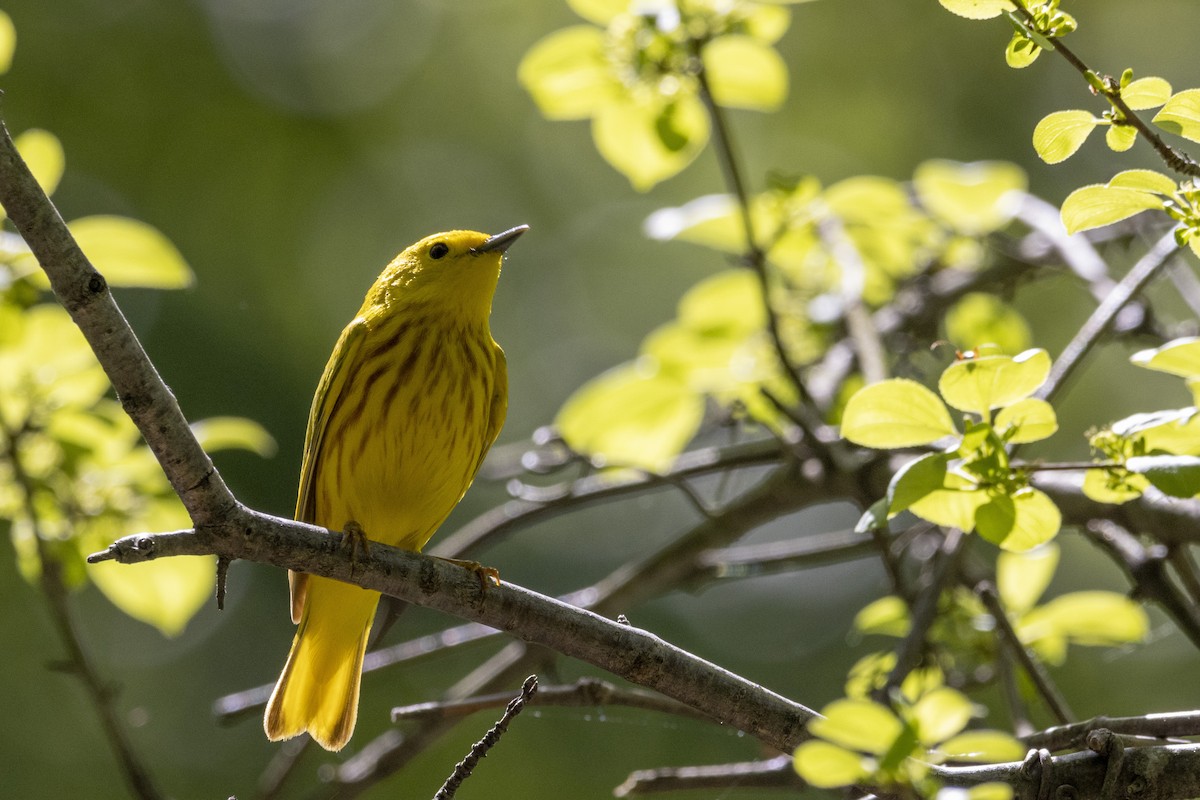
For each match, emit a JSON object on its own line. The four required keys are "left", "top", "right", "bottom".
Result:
{"left": 264, "top": 225, "right": 526, "bottom": 751}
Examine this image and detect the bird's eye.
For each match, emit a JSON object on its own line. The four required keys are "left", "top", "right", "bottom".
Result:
{"left": 429, "top": 242, "right": 449, "bottom": 260}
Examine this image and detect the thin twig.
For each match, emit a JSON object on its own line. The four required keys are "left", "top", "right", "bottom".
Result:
{"left": 433, "top": 675, "right": 538, "bottom": 800}
{"left": 1037, "top": 230, "right": 1182, "bottom": 405}
{"left": 977, "top": 582, "right": 1074, "bottom": 725}
{"left": 1027, "top": 709, "right": 1200, "bottom": 751}
{"left": 614, "top": 755, "right": 799, "bottom": 797}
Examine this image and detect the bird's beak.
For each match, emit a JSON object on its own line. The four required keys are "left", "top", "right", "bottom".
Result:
{"left": 473, "top": 224, "right": 529, "bottom": 255}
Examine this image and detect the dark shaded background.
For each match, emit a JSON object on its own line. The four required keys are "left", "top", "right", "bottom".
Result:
{"left": 3, "top": 1, "right": 1199, "bottom": 797}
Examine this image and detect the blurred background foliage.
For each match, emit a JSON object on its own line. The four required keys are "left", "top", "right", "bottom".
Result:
{"left": 3, "top": 0, "right": 1200, "bottom": 797}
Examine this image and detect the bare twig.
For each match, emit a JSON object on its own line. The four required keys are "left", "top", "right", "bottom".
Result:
{"left": 1028, "top": 709, "right": 1200, "bottom": 752}
{"left": 433, "top": 675, "right": 537, "bottom": 800}
{"left": 614, "top": 755, "right": 799, "bottom": 796}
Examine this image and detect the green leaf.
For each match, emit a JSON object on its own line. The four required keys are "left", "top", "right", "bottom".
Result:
{"left": 976, "top": 488, "right": 1061, "bottom": 551}
{"left": 1081, "top": 466, "right": 1148, "bottom": 504}
{"left": 911, "top": 687, "right": 975, "bottom": 746}
{"left": 1131, "top": 337, "right": 1200, "bottom": 378}
{"left": 1108, "top": 169, "right": 1178, "bottom": 195}
{"left": 0, "top": 10, "right": 14, "bottom": 74}
{"left": 964, "top": 783, "right": 1016, "bottom": 800}
{"left": 702, "top": 35, "right": 788, "bottom": 111}
{"left": 1153, "top": 89, "right": 1200, "bottom": 143}
{"left": 944, "top": 293, "right": 1032, "bottom": 356}
{"left": 556, "top": 359, "right": 704, "bottom": 472}
{"left": 14, "top": 129, "right": 65, "bottom": 199}
{"left": 1126, "top": 454, "right": 1200, "bottom": 498}
{"left": 997, "top": 543, "right": 1058, "bottom": 614}
{"left": 841, "top": 379, "right": 957, "bottom": 448}
{"left": 1021, "top": 591, "right": 1148, "bottom": 649}
{"left": 592, "top": 95, "right": 710, "bottom": 191}
{"left": 1122, "top": 76, "right": 1172, "bottom": 110}
{"left": 566, "top": 0, "right": 625, "bottom": 25}
{"left": 676, "top": 269, "right": 766, "bottom": 332}
{"left": 517, "top": 26, "right": 618, "bottom": 120}
{"left": 913, "top": 160, "right": 1027, "bottom": 235}
{"left": 0, "top": 304, "right": 110, "bottom": 411}
{"left": 68, "top": 216, "right": 194, "bottom": 289}
{"left": 1105, "top": 124, "right": 1138, "bottom": 153}
{"left": 937, "top": 731, "right": 1027, "bottom": 763}
{"left": 793, "top": 741, "right": 869, "bottom": 788}
{"left": 809, "top": 698, "right": 903, "bottom": 755}
{"left": 889, "top": 453, "right": 987, "bottom": 531}
{"left": 192, "top": 417, "right": 278, "bottom": 458}
{"left": 1061, "top": 184, "right": 1164, "bottom": 234}
{"left": 994, "top": 398, "right": 1058, "bottom": 444}
{"left": 854, "top": 595, "right": 911, "bottom": 637}
{"left": 1005, "top": 31, "right": 1042, "bottom": 69}
{"left": 938, "top": 349, "right": 1051, "bottom": 416}
{"left": 1032, "top": 110, "right": 1097, "bottom": 164}
{"left": 937, "top": 0, "right": 1014, "bottom": 19}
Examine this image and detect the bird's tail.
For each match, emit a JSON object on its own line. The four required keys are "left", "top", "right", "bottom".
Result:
{"left": 264, "top": 577, "right": 379, "bottom": 751}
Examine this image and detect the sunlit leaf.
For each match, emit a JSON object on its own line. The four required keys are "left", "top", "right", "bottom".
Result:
{"left": 854, "top": 595, "right": 911, "bottom": 637}
{"left": 1108, "top": 169, "right": 1177, "bottom": 195}
{"left": 0, "top": 10, "right": 14, "bottom": 74}
{"left": 1081, "top": 466, "right": 1148, "bottom": 505}
{"left": 192, "top": 417, "right": 278, "bottom": 458}
{"left": 994, "top": 398, "right": 1057, "bottom": 443}
{"left": 1005, "top": 31, "right": 1042, "bottom": 69}
{"left": 937, "top": 0, "right": 1014, "bottom": 19}
{"left": 1131, "top": 337, "right": 1200, "bottom": 378}
{"left": 997, "top": 543, "right": 1058, "bottom": 614}
{"left": 1153, "top": 89, "right": 1200, "bottom": 143}
{"left": 1020, "top": 591, "right": 1148, "bottom": 650}
{"left": 518, "top": 26, "right": 618, "bottom": 120}
{"left": 809, "top": 698, "right": 903, "bottom": 755}
{"left": 960, "top": 783, "right": 1016, "bottom": 800}
{"left": 793, "top": 741, "right": 869, "bottom": 788}
{"left": 912, "top": 687, "right": 975, "bottom": 746}
{"left": 1121, "top": 76, "right": 1172, "bottom": 110}
{"left": 976, "top": 488, "right": 1060, "bottom": 551}
{"left": 913, "top": 160, "right": 1026, "bottom": 235}
{"left": 1126, "top": 454, "right": 1200, "bottom": 498}
{"left": 556, "top": 359, "right": 704, "bottom": 472}
{"left": 68, "top": 216, "right": 193, "bottom": 289}
{"left": 938, "top": 349, "right": 1051, "bottom": 416}
{"left": 0, "top": 304, "right": 109, "bottom": 411}
{"left": 937, "top": 731, "right": 1026, "bottom": 763}
{"left": 644, "top": 194, "right": 742, "bottom": 250}
{"left": 841, "top": 379, "right": 957, "bottom": 448}
{"left": 592, "top": 95, "right": 709, "bottom": 191}
{"left": 1105, "top": 124, "right": 1137, "bottom": 153}
{"left": 14, "top": 129, "right": 65, "bottom": 199}
{"left": 676, "top": 269, "right": 765, "bottom": 332}
{"left": 566, "top": 0, "right": 625, "bottom": 25}
{"left": 944, "top": 293, "right": 1031, "bottom": 356}
{"left": 889, "top": 453, "right": 986, "bottom": 531}
{"left": 1032, "top": 110, "right": 1097, "bottom": 164}
{"left": 703, "top": 35, "right": 787, "bottom": 111}
{"left": 1061, "top": 183, "right": 1165, "bottom": 234}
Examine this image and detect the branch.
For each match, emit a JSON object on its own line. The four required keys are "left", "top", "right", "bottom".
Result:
{"left": 614, "top": 755, "right": 799, "bottom": 797}
{"left": 433, "top": 675, "right": 537, "bottom": 800}
{"left": 88, "top": 510, "right": 818, "bottom": 754}
{"left": 1028, "top": 710, "right": 1200, "bottom": 752}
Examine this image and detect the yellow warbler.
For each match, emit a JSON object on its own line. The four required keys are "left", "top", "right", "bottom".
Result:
{"left": 264, "top": 225, "right": 526, "bottom": 751}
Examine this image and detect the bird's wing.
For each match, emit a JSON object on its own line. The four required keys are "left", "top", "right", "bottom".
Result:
{"left": 289, "top": 316, "right": 367, "bottom": 624}
{"left": 472, "top": 343, "right": 508, "bottom": 479}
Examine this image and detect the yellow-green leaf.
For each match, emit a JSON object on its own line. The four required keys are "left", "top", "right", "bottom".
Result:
{"left": 937, "top": 0, "right": 1014, "bottom": 19}
{"left": 1005, "top": 31, "right": 1042, "bottom": 69}
{"left": 1131, "top": 337, "right": 1200, "bottom": 378}
{"left": 944, "top": 293, "right": 1032, "bottom": 356}
{"left": 1081, "top": 466, "right": 1147, "bottom": 505}
{"left": 1153, "top": 89, "right": 1200, "bottom": 143}
{"left": 809, "top": 698, "right": 903, "bottom": 755}
{"left": 938, "top": 349, "right": 1050, "bottom": 416}
{"left": 556, "top": 359, "right": 704, "bottom": 472}
{"left": 1126, "top": 454, "right": 1200, "bottom": 498}
{"left": 676, "top": 269, "right": 765, "bottom": 332}
{"left": 912, "top": 687, "right": 975, "bottom": 746}
{"left": 841, "top": 379, "right": 957, "bottom": 448}
{"left": 1032, "top": 110, "right": 1097, "bottom": 164}
{"left": 961, "top": 783, "right": 1016, "bottom": 800}
{"left": 913, "top": 160, "right": 1027, "bottom": 235}
{"left": 976, "top": 488, "right": 1061, "bottom": 551}
{"left": 192, "top": 416, "right": 278, "bottom": 458}
{"left": 68, "top": 216, "right": 194, "bottom": 289}
{"left": 793, "top": 741, "right": 869, "bottom": 788}
{"left": 1061, "top": 184, "right": 1164, "bottom": 234}
{"left": 15, "top": 129, "right": 65, "bottom": 199}
{"left": 518, "top": 26, "right": 618, "bottom": 120}
{"left": 994, "top": 398, "right": 1057, "bottom": 443}
{"left": 1020, "top": 591, "right": 1148, "bottom": 648}
{"left": 1108, "top": 169, "right": 1177, "bottom": 195}
{"left": 889, "top": 453, "right": 987, "bottom": 531}
{"left": 592, "top": 95, "right": 710, "bottom": 191}
{"left": 702, "top": 35, "right": 788, "bottom": 111}
{"left": 854, "top": 595, "right": 911, "bottom": 637}
{"left": 937, "top": 731, "right": 1026, "bottom": 763}
{"left": 997, "top": 543, "right": 1058, "bottom": 614}
{"left": 0, "top": 10, "right": 14, "bottom": 74}
{"left": 1122, "top": 76, "right": 1172, "bottom": 110}
{"left": 566, "top": 0, "right": 624, "bottom": 25}
{"left": 1105, "top": 124, "right": 1137, "bottom": 152}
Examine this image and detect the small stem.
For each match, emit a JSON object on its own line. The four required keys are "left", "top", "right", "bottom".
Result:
{"left": 432, "top": 676, "right": 538, "bottom": 800}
